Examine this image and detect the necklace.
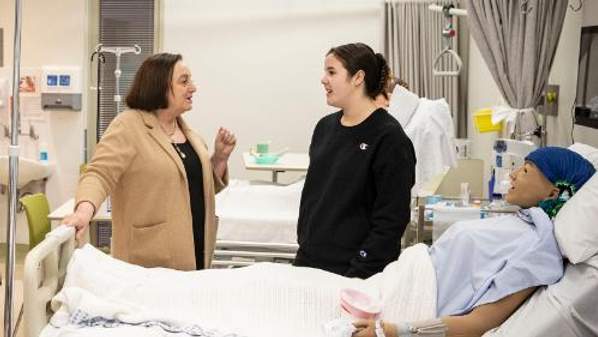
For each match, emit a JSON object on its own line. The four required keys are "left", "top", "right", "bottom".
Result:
{"left": 160, "top": 119, "right": 185, "bottom": 159}
{"left": 172, "top": 142, "right": 186, "bottom": 159}
{"left": 160, "top": 119, "right": 177, "bottom": 137}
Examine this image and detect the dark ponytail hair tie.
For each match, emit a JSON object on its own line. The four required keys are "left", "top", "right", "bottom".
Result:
{"left": 375, "top": 53, "right": 390, "bottom": 97}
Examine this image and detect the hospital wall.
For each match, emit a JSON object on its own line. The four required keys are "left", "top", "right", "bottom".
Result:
{"left": 0, "top": 0, "right": 88, "bottom": 244}
{"left": 584, "top": 0, "right": 598, "bottom": 26}
{"left": 467, "top": 6, "right": 595, "bottom": 197}
{"left": 162, "top": 0, "right": 383, "bottom": 182}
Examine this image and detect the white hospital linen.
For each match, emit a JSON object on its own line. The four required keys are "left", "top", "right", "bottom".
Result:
{"left": 388, "top": 86, "right": 457, "bottom": 195}
{"left": 389, "top": 85, "right": 420, "bottom": 127}
{"left": 483, "top": 255, "right": 598, "bottom": 337}
{"left": 43, "top": 243, "right": 436, "bottom": 337}
{"left": 215, "top": 179, "right": 302, "bottom": 244}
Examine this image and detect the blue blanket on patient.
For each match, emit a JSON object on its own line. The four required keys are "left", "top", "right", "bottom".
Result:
{"left": 429, "top": 207, "right": 563, "bottom": 316}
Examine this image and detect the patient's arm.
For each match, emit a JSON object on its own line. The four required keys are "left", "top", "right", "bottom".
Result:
{"left": 353, "top": 287, "right": 536, "bottom": 337}
{"left": 440, "top": 287, "right": 536, "bottom": 337}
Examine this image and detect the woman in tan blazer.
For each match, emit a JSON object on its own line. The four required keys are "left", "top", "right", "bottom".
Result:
{"left": 63, "top": 53, "right": 236, "bottom": 270}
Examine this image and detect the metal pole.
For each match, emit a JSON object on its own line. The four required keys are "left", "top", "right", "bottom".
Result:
{"left": 114, "top": 52, "right": 121, "bottom": 113}
{"left": 417, "top": 203, "right": 425, "bottom": 244}
{"left": 4, "top": 0, "right": 23, "bottom": 336}
{"left": 542, "top": 109, "right": 548, "bottom": 147}
{"left": 90, "top": 44, "right": 104, "bottom": 142}
{"left": 96, "top": 54, "right": 103, "bottom": 141}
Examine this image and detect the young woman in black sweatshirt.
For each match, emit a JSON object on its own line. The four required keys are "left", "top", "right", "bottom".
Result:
{"left": 294, "top": 43, "right": 416, "bottom": 278}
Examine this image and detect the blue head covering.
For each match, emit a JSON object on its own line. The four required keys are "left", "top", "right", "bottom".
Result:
{"left": 525, "top": 147, "right": 596, "bottom": 217}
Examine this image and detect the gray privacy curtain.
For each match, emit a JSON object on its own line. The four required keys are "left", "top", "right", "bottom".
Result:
{"left": 383, "top": 0, "right": 468, "bottom": 137}
{"left": 465, "top": 0, "right": 568, "bottom": 138}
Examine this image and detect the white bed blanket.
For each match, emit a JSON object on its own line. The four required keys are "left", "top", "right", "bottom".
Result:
{"left": 42, "top": 243, "right": 436, "bottom": 337}
{"left": 215, "top": 179, "right": 302, "bottom": 244}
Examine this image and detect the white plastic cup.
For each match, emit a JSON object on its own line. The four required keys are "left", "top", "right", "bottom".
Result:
{"left": 460, "top": 182, "right": 470, "bottom": 206}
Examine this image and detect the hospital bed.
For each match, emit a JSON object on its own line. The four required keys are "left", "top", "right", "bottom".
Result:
{"left": 22, "top": 221, "right": 598, "bottom": 337}
{"left": 214, "top": 179, "right": 418, "bottom": 266}
{"left": 213, "top": 179, "right": 302, "bottom": 267}
{"left": 23, "top": 144, "right": 598, "bottom": 337}
{"left": 23, "top": 226, "right": 439, "bottom": 337}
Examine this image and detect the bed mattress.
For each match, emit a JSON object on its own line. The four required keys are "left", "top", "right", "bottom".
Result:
{"left": 215, "top": 180, "right": 302, "bottom": 244}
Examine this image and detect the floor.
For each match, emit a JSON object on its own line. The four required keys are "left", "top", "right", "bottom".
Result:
{"left": 1, "top": 243, "right": 29, "bottom": 337}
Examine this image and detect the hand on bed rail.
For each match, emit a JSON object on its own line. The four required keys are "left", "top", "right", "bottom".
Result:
{"left": 61, "top": 200, "right": 95, "bottom": 245}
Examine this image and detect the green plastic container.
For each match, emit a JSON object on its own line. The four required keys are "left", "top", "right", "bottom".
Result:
{"left": 254, "top": 153, "right": 280, "bottom": 164}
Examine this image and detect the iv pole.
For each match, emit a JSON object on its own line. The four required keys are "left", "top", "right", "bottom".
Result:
{"left": 90, "top": 45, "right": 105, "bottom": 142}
{"left": 89, "top": 44, "right": 140, "bottom": 214}
{"left": 4, "top": 0, "right": 23, "bottom": 336}
{"left": 92, "top": 44, "right": 141, "bottom": 115}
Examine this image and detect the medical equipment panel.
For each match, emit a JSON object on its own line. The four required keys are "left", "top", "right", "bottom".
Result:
{"left": 491, "top": 139, "right": 536, "bottom": 197}
{"left": 40, "top": 66, "right": 82, "bottom": 110}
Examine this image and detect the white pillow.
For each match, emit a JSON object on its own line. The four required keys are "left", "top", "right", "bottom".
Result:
{"left": 553, "top": 144, "right": 598, "bottom": 263}
{"left": 569, "top": 142, "right": 598, "bottom": 168}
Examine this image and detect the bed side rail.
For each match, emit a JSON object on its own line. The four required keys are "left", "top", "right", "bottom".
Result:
{"left": 23, "top": 225, "right": 75, "bottom": 337}
{"left": 216, "top": 240, "right": 298, "bottom": 251}
{"left": 212, "top": 240, "right": 298, "bottom": 268}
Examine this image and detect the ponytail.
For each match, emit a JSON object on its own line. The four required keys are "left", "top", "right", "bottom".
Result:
{"left": 374, "top": 53, "right": 390, "bottom": 99}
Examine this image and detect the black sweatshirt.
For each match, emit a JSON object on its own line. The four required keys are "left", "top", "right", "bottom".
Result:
{"left": 294, "top": 108, "right": 415, "bottom": 279}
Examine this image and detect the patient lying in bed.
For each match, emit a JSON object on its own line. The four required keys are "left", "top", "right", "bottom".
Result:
{"left": 45, "top": 147, "right": 596, "bottom": 337}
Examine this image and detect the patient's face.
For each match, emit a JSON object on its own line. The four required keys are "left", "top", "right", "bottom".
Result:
{"left": 506, "top": 162, "right": 557, "bottom": 208}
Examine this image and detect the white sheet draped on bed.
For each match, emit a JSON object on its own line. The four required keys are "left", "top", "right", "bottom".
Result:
{"left": 41, "top": 243, "right": 436, "bottom": 337}
{"left": 215, "top": 179, "right": 303, "bottom": 244}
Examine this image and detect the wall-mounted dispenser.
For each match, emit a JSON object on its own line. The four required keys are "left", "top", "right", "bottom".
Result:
{"left": 40, "top": 66, "right": 82, "bottom": 110}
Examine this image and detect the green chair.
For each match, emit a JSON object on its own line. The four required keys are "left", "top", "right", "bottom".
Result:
{"left": 19, "top": 193, "right": 51, "bottom": 249}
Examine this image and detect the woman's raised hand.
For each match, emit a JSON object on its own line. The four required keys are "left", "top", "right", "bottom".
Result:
{"left": 213, "top": 127, "right": 237, "bottom": 162}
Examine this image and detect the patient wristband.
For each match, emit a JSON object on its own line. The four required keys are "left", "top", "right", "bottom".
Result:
{"left": 396, "top": 322, "right": 417, "bottom": 337}
{"left": 396, "top": 319, "right": 447, "bottom": 337}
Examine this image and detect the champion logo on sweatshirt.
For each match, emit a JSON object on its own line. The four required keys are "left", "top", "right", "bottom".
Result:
{"left": 359, "top": 143, "right": 368, "bottom": 150}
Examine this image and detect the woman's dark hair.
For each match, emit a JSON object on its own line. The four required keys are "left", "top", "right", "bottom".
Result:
{"left": 126, "top": 53, "right": 182, "bottom": 111}
{"left": 327, "top": 43, "right": 390, "bottom": 100}
{"left": 396, "top": 78, "right": 409, "bottom": 90}
{"left": 379, "top": 77, "right": 409, "bottom": 100}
